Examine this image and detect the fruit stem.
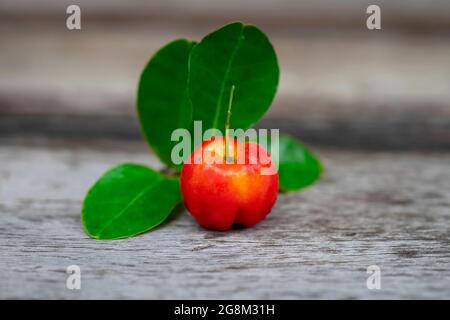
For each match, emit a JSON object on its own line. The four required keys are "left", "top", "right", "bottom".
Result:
{"left": 225, "top": 85, "right": 235, "bottom": 163}
{"left": 225, "top": 85, "right": 235, "bottom": 133}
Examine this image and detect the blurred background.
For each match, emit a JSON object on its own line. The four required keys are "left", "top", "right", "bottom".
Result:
{"left": 1, "top": 0, "right": 450, "bottom": 149}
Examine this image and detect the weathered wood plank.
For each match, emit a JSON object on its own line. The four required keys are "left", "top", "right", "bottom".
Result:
{"left": 1, "top": 0, "right": 450, "bottom": 32}
{"left": 1, "top": 25, "right": 450, "bottom": 149}
{"left": 2, "top": 26, "right": 450, "bottom": 116}
{"left": 0, "top": 141, "right": 449, "bottom": 299}
{"left": 2, "top": 111, "right": 450, "bottom": 151}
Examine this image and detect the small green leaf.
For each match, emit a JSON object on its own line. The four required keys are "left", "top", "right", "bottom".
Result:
{"left": 248, "top": 133, "right": 323, "bottom": 191}
{"left": 81, "top": 164, "right": 181, "bottom": 240}
{"left": 188, "top": 22, "right": 279, "bottom": 132}
{"left": 277, "top": 135, "right": 323, "bottom": 192}
{"left": 137, "top": 39, "right": 196, "bottom": 169}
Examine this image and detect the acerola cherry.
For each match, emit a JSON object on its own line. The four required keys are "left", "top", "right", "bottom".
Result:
{"left": 180, "top": 136, "right": 279, "bottom": 231}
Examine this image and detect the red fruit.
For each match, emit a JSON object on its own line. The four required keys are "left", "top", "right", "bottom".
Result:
{"left": 180, "top": 137, "right": 279, "bottom": 231}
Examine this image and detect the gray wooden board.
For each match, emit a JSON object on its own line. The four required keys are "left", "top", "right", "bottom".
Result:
{"left": 2, "top": 24, "right": 450, "bottom": 149}
{"left": 0, "top": 141, "right": 449, "bottom": 299}
{"left": 2, "top": 0, "right": 450, "bottom": 32}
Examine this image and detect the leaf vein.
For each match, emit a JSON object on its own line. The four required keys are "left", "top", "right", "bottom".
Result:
{"left": 211, "top": 23, "right": 245, "bottom": 129}
{"left": 96, "top": 178, "right": 162, "bottom": 237}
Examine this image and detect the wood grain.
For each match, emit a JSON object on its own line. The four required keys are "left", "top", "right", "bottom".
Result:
{"left": 1, "top": 141, "right": 449, "bottom": 299}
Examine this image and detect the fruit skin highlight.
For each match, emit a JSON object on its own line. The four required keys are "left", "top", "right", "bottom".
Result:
{"left": 180, "top": 137, "right": 279, "bottom": 231}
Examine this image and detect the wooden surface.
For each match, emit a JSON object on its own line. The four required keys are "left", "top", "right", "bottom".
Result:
{"left": 2, "top": 0, "right": 450, "bottom": 33}
{"left": 1, "top": 0, "right": 450, "bottom": 300}
{"left": 0, "top": 140, "right": 449, "bottom": 299}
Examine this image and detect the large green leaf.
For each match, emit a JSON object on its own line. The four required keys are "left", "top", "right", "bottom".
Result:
{"left": 137, "top": 39, "right": 196, "bottom": 169}
{"left": 188, "top": 22, "right": 279, "bottom": 133}
{"left": 81, "top": 164, "right": 181, "bottom": 240}
{"left": 277, "top": 134, "right": 323, "bottom": 192}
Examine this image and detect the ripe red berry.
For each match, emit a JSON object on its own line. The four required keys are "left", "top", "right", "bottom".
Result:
{"left": 180, "top": 137, "right": 279, "bottom": 230}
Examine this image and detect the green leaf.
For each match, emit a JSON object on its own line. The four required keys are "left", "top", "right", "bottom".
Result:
{"left": 81, "top": 164, "right": 181, "bottom": 240}
{"left": 137, "top": 39, "right": 196, "bottom": 169}
{"left": 188, "top": 22, "right": 279, "bottom": 133}
{"left": 248, "top": 133, "right": 323, "bottom": 191}
{"left": 277, "top": 134, "right": 323, "bottom": 192}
